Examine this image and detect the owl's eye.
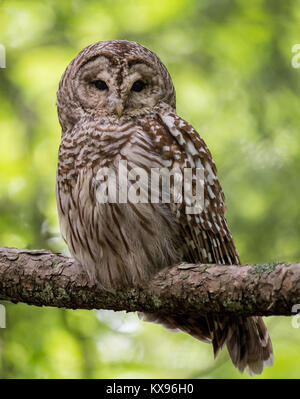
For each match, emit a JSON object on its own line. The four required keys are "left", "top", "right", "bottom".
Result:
{"left": 92, "top": 80, "right": 108, "bottom": 90}
{"left": 131, "top": 80, "right": 146, "bottom": 92}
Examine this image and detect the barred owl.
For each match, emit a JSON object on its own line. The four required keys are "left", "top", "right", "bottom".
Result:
{"left": 56, "top": 40, "right": 273, "bottom": 374}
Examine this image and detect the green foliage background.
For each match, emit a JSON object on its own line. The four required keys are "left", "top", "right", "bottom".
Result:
{"left": 0, "top": 0, "right": 300, "bottom": 378}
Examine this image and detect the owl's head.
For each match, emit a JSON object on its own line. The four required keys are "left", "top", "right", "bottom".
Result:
{"left": 57, "top": 40, "right": 176, "bottom": 131}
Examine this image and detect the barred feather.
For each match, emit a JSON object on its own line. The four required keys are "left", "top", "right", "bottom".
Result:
{"left": 56, "top": 40, "right": 273, "bottom": 375}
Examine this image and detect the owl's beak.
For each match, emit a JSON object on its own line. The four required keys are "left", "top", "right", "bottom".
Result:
{"left": 116, "top": 102, "right": 124, "bottom": 118}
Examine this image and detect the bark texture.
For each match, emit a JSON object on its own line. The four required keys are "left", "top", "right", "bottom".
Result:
{"left": 0, "top": 246, "right": 298, "bottom": 317}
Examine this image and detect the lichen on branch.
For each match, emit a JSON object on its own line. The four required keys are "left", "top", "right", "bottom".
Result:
{"left": 0, "top": 247, "right": 298, "bottom": 317}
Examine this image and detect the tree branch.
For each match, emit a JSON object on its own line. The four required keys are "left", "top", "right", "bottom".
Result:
{"left": 0, "top": 246, "right": 298, "bottom": 317}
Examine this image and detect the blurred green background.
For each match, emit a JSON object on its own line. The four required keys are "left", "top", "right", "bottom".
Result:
{"left": 0, "top": 0, "right": 300, "bottom": 379}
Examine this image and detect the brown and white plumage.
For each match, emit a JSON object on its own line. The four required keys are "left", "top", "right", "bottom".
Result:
{"left": 56, "top": 40, "right": 273, "bottom": 374}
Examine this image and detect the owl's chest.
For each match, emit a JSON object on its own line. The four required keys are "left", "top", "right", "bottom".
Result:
{"left": 59, "top": 154, "right": 181, "bottom": 287}
{"left": 59, "top": 116, "right": 182, "bottom": 187}
{"left": 57, "top": 119, "right": 185, "bottom": 286}
{"left": 75, "top": 127, "right": 164, "bottom": 173}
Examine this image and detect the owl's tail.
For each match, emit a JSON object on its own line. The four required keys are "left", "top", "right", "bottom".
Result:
{"left": 139, "top": 313, "right": 273, "bottom": 375}
{"left": 224, "top": 316, "right": 273, "bottom": 375}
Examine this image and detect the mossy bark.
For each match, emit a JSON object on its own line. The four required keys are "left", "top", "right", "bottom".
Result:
{"left": 0, "top": 247, "right": 299, "bottom": 317}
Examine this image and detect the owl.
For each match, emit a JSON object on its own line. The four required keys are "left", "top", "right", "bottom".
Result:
{"left": 56, "top": 40, "right": 273, "bottom": 375}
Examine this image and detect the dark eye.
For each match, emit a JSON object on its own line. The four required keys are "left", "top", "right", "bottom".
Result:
{"left": 92, "top": 80, "right": 108, "bottom": 90}
{"left": 131, "top": 80, "right": 146, "bottom": 92}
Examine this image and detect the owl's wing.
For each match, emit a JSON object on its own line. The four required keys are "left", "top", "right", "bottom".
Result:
{"left": 155, "top": 110, "right": 240, "bottom": 266}
{"left": 140, "top": 111, "right": 273, "bottom": 373}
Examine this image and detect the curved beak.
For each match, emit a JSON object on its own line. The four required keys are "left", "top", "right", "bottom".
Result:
{"left": 116, "top": 101, "right": 124, "bottom": 118}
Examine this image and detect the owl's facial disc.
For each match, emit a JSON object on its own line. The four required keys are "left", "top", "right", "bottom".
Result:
{"left": 122, "top": 62, "right": 165, "bottom": 116}
{"left": 76, "top": 56, "right": 113, "bottom": 114}
{"left": 75, "top": 55, "right": 166, "bottom": 118}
